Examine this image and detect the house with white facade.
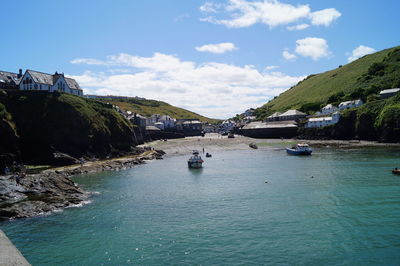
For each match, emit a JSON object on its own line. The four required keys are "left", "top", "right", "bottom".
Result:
{"left": 306, "top": 112, "right": 340, "bottom": 128}
{"left": 380, "top": 88, "right": 400, "bottom": 99}
{"left": 338, "top": 99, "right": 363, "bottom": 110}
{"left": 278, "top": 110, "right": 307, "bottom": 121}
{"left": 19, "top": 70, "right": 83, "bottom": 96}
{"left": 160, "top": 115, "right": 176, "bottom": 129}
{"left": 321, "top": 104, "right": 338, "bottom": 115}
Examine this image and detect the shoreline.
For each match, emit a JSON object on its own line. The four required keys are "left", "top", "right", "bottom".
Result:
{"left": 0, "top": 149, "right": 165, "bottom": 220}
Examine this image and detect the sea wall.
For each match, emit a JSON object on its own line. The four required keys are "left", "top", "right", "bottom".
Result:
{"left": 0, "top": 230, "right": 31, "bottom": 265}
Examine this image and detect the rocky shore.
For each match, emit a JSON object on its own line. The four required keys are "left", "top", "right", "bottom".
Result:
{"left": 0, "top": 149, "right": 165, "bottom": 220}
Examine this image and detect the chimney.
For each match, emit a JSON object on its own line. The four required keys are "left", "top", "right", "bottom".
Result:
{"left": 18, "top": 69, "right": 22, "bottom": 78}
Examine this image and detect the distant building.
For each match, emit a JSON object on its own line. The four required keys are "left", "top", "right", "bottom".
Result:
{"left": 19, "top": 70, "right": 83, "bottom": 96}
{"left": 0, "top": 69, "right": 23, "bottom": 90}
{"left": 278, "top": 110, "right": 306, "bottom": 121}
{"left": 203, "top": 123, "right": 217, "bottom": 133}
{"left": 321, "top": 104, "right": 338, "bottom": 115}
{"left": 265, "top": 112, "right": 282, "bottom": 122}
{"left": 130, "top": 113, "right": 147, "bottom": 128}
{"left": 306, "top": 112, "right": 340, "bottom": 128}
{"left": 338, "top": 99, "right": 363, "bottom": 110}
{"left": 220, "top": 120, "right": 236, "bottom": 132}
{"left": 154, "top": 122, "right": 165, "bottom": 130}
{"left": 380, "top": 88, "right": 400, "bottom": 99}
{"left": 244, "top": 108, "right": 255, "bottom": 117}
{"left": 159, "top": 115, "right": 176, "bottom": 129}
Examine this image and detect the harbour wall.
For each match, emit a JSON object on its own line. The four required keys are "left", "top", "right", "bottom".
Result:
{"left": 0, "top": 230, "right": 30, "bottom": 265}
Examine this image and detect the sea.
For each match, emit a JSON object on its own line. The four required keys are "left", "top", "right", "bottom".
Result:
{"left": 1, "top": 146, "right": 400, "bottom": 265}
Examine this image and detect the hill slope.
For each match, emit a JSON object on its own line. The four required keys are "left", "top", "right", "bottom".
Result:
{"left": 256, "top": 45, "right": 400, "bottom": 119}
{"left": 97, "top": 97, "right": 219, "bottom": 124}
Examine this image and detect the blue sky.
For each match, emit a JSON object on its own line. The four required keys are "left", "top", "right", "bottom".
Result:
{"left": 1, "top": 0, "right": 399, "bottom": 118}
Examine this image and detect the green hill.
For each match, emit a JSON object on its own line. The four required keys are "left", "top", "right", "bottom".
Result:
{"left": 97, "top": 97, "right": 220, "bottom": 124}
{"left": 0, "top": 90, "right": 135, "bottom": 165}
{"left": 256, "top": 45, "right": 400, "bottom": 118}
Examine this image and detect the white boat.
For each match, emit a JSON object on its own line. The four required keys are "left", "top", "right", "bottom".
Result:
{"left": 286, "top": 143, "right": 312, "bottom": 155}
{"left": 188, "top": 150, "right": 204, "bottom": 168}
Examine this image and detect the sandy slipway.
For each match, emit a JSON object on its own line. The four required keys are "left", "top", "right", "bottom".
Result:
{"left": 0, "top": 149, "right": 165, "bottom": 220}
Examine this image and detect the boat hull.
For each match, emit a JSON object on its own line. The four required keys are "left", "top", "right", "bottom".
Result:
{"left": 188, "top": 161, "right": 203, "bottom": 168}
{"left": 286, "top": 148, "right": 312, "bottom": 155}
{"left": 392, "top": 169, "right": 400, "bottom": 175}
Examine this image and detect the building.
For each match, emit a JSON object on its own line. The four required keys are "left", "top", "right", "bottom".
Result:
{"left": 265, "top": 112, "right": 282, "bottom": 122}
{"left": 0, "top": 69, "right": 23, "bottom": 90}
{"left": 154, "top": 122, "right": 165, "bottom": 130}
{"left": 220, "top": 120, "right": 236, "bottom": 132}
{"left": 321, "top": 104, "right": 338, "bottom": 115}
{"left": 244, "top": 108, "right": 255, "bottom": 117}
{"left": 338, "top": 99, "right": 363, "bottom": 110}
{"left": 130, "top": 113, "right": 147, "bottom": 128}
{"left": 159, "top": 115, "right": 176, "bottom": 129}
{"left": 19, "top": 70, "right": 83, "bottom": 96}
{"left": 306, "top": 112, "right": 340, "bottom": 128}
{"left": 278, "top": 110, "right": 307, "bottom": 121}
{"left": 380, "top": 88, "right": 400, "bottom": 99}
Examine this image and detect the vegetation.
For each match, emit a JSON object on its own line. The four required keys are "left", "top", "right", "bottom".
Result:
{"left": 256, "top": 46, "right": 400, "bottom": 119}
{"left": 98, "top": 97, "right": 220, "bottom": 124}
{"left": 0, "top": 90, "right": 135, "bottom": 164}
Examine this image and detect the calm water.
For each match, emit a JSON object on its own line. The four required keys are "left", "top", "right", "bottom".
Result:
{"left": 1, "top": 147, "right": 400, "bottom": 265}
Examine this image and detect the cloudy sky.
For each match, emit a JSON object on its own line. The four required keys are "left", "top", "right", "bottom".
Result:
{"left": 1, "top": 0, "right": 399, "bottom": 118}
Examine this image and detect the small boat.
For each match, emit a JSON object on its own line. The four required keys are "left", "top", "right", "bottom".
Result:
{"left": 249, "top": 143, "right": 258, "bottom": 149}
{"left": 286, "top": 143, "right": 312, "bottom": 155}
{"left": 206, "top": 153, "right": 212, "bottom": 158}
{"left": 392, "top": 168, "right": 400, "bottom": 175}
{"left": 228, "top": 132, "right": 235, "bottom": 138}
{"left": 188, "top": 150, "right": 204, "bottom": 168}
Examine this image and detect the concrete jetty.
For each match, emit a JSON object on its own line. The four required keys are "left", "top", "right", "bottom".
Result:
{"left": 0, "top": 230, "right": 30, "bottom": 266}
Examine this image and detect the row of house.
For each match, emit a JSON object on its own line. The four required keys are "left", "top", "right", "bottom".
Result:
{"left": 0, "top": 69, "right": 83, "bottom": 96}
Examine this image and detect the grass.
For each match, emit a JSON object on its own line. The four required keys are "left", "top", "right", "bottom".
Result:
{"left": 97, "top": 97, "right": 220, "bottom": 124}
{"left": 256, "top": 46, "right": 400, "bottom": 119}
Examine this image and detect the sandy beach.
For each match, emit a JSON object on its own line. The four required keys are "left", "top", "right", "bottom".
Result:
{"left": 144, "top": 133, "right": 400, "bottom": 157}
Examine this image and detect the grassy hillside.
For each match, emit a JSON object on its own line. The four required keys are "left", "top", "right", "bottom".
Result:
{"left": 0, "top": 90, "right": 135, "bottom": 164}
{"left": 256, "top": 45, "right": 400, "bottom": 119}
{"left": 97, "top": 97, "right": 220, "bottom": 124}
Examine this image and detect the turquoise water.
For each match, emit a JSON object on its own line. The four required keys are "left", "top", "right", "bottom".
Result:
{"left": 1, "top": 147, "right": 400, "bottom": 265}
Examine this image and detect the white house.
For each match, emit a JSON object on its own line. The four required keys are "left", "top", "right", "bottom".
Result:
{"left": 19, "top": 70, "right": 83, "bottom": 96}
{"left": 380, "top": 88, "right": 400, "bottom": 99}
{"left": 220, "top": 120, "right": 236, "bottom": 132}
{"left": 244, "top": 108, "right": 255, "bottom": 117}
{"left": 159, "top": 115, "right": 176, "bottom": 129}
{"left": 338, "top": 99, "right": 363, "bottom": 110}
{"left": 154, "top": 122, "right": 165, "bottom": 130}
{"left": 306, "top": 112, "right": 340, "bottom": 128}
{"left": 321, "top": 104, "right": 338, "bottom": 115}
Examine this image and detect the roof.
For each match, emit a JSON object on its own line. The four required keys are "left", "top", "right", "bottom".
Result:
{"left": 243, "top": 121, "right": 297, "bottom": 129}
{"left": 27, "top": 70, "right": 54, "bottom": 85}
{"left": 146, "top": 126, "right": 161, "bottom": 131}
{"left": 279, "top": 110, "right": 306, "bottom": 117}
{"left": 0, "top": 71, "right": 21, "bottom": 85}
{"left": 322, "top": 104, "right": 336, "bottom": 109}
{"left": 339, "top": 99, "right": 362, "bottom": 106}
{"left": 65, "top": 77, "right": 82, "bottom": 91}
{"left": 308, "top": 117, "right": 333, "bottom": 122}
{"left": 183, "top": 120, "right": 201, "bottom": 124}
{"left": 267, "top": 112, "right": 282, "bottom": 118}
{"left": 380, "top": 88, "right": 400, "bottom": 94}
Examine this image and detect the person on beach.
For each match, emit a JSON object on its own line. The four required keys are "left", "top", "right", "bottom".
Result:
{"left": 203, "top": 147, "right": 204, "bottom": 153}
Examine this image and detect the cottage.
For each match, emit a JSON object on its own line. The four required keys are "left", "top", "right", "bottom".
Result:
{"left": 130, "top": 113, "right": 147, "bottom": 128}
{"left": 306, "top": 112, "right": 340, "bottom": 128}
{"left": 380, "top": 88, "right": 400, "bottom": 99}
{"left": 19, "top": 70, "right": 83, "bottom": 96}
{"left": 159, "top": 115, "right": 176, "bottom": 129}
{"left": 321, "top": 104, "right": 338, "bottom": 115}
{"left": 338, "top": 99, "right": 363, "bottom": 110}
{"left": 266, "top": 112, "right": 282, "bottom": 122}
{"left": 154, "top": 122, "right": 165, "bottom": 130}
{"left": 278, "top": 110, "right": 306, "bottom": 121}
{"left": 244, "top": 108, "right": 255, "bottom": 117}
{"left": 0, "top": 69, "right": 23, "bottom": 90}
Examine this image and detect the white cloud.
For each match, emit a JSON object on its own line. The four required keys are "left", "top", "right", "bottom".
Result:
{"left": 295, "top": 37, "right": 330, "bottom": 60}
{"left": 200, "top": 0, "right": 340, "bottom": 29}
{"left": 69, "top": 58, "right": 106, "bottom": 65}
{"left": 282, "top": 50, "right": 297, "bottom": 61}
{"left": 310, "top": 8, "right": 341, "bottom": 26}
{"left": 71, "top": 53, "right": 304, "bottom": 118}
{"left": 195, "top": 42, "right": 238, "bottom": 54}
{"left": 264, "top": 65, "right": 279, "bottom": 71}
{"left": 347, "top": 45, "right": 376, "bottom": 62}
{"left": 286, "top": 23, "right": 309, "bottom": 31}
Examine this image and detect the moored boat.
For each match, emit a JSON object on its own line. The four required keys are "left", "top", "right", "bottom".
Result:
{"left": 188, "top": 150, "right": 204, "bottom": 168}
{"left": 392, "top": 168, "right": 400, "bottom": 175}
{"left": 286, "top": 143, "right": 312, "bottom": 155}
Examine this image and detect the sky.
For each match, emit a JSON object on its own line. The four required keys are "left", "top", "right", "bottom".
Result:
{"left": 1, "top": 0, "right": 399, "bottom": 119}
